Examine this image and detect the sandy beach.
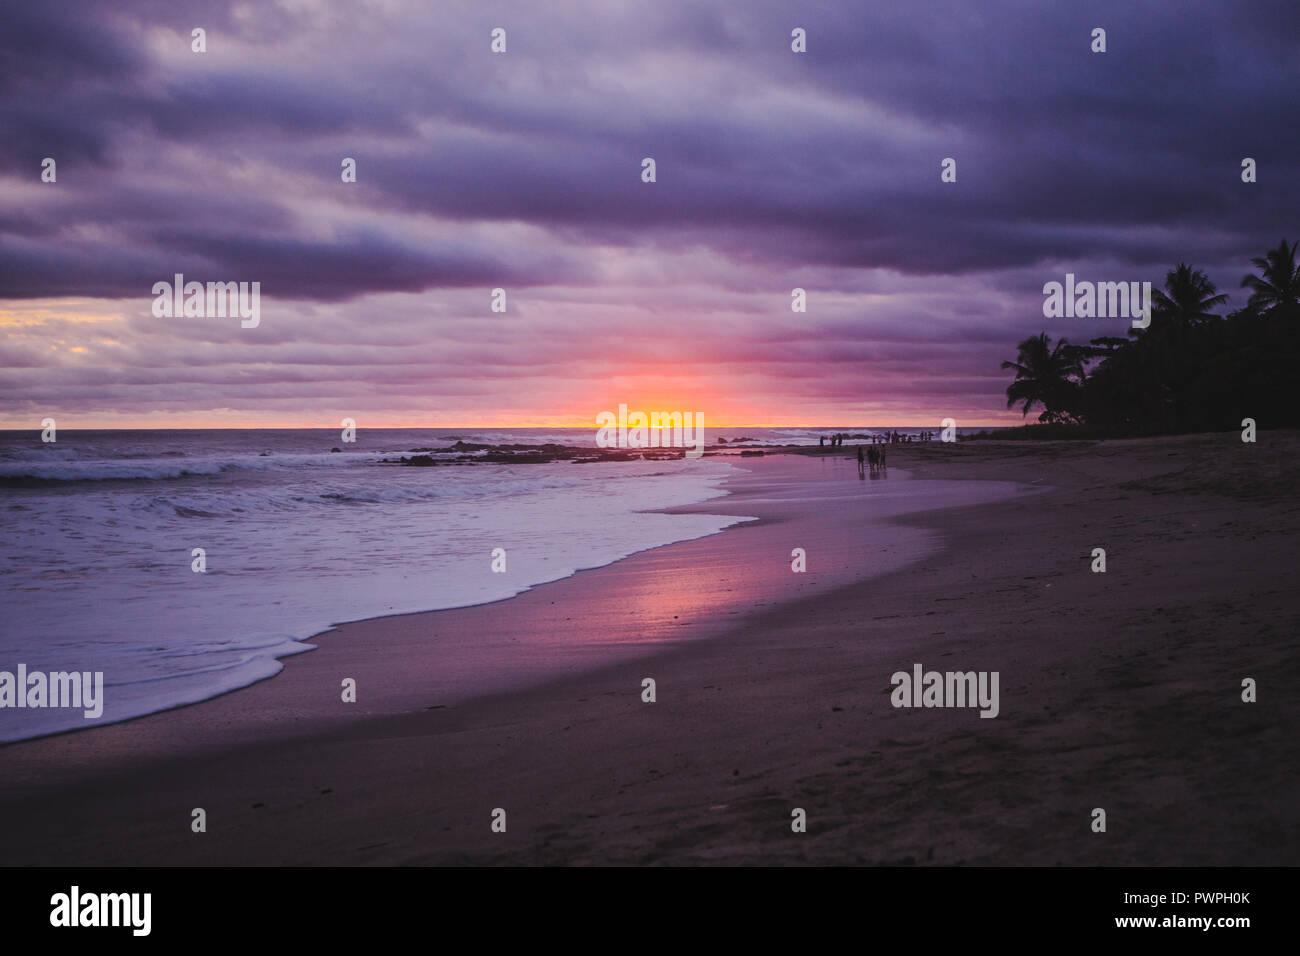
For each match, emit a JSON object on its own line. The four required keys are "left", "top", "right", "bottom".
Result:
{"left": 1, "top": 433, "right": 1297, "bottom": 866}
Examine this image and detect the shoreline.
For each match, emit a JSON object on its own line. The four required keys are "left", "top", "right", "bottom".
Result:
{"left": 1, "top": 433, "right": 1297, "bottom": 865}
{"left": 0, "top": 450, "right": 759, "bottom": 749}
{"left": 1, "top": 452, "right": 1019, "bottom": 763}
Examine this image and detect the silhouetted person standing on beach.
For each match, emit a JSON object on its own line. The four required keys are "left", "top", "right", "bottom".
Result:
{"left": 857, "top": 446, "right": 865, "bottom": 477}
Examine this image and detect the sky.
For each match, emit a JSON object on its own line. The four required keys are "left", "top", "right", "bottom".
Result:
{"left": 1, "top": 0, "right": 1298, "bottom": 428}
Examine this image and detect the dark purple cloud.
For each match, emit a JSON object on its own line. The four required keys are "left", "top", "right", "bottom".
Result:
{"left": 1, "top": 0, "right": 1297, "bottom": 424}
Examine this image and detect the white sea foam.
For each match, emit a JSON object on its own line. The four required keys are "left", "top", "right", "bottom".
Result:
{"left": 0, "top": 429, "right": 754, "bottom": 741}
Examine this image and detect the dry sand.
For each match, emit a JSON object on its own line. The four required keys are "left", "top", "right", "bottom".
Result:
{"left": 1, "top": 432, "right": 1297, "bottom": 865}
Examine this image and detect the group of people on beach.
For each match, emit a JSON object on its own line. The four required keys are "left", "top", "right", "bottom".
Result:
{"left": 821, "top": 430, "right": 936, "bottom": 450}
{"left": 818, "top": 432, "right": 888, "bottom": 477}
{"left": 820, "top": 430, "right": 936, "bottom": 478}
{"left": 856, "top": 442, "right": 886, "bottom": 477}
{"left": 871, "top": 430, "right": 936, "bottom": 444}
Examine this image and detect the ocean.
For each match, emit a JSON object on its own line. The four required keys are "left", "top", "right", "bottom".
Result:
{"left": 0, "top": 426, "right": 948, "bottom": 741}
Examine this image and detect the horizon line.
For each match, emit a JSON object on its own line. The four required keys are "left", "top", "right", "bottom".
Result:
{"left": 0, "top": 423, "right": 1011, "bottom": 432}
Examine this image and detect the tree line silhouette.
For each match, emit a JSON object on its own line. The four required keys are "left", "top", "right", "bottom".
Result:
{"left": 1001, "top": 238, "right": 1300, "bottom": 435}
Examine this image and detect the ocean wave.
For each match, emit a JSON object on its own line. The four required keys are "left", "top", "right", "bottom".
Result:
{"left": 0, "top": 450, "right": 744, "bottom": 742}
{"left": 0, "top": 451, "right": 366, "bottom": 485}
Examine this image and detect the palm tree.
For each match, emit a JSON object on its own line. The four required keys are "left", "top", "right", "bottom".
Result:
{"left": 1151, "top": 263, "right": 1228, "bottom": 328}
{"left": 1136, "top": 264, "right": 1228, "bottom": 425}
{"left": 1001, "top": 332, "right": 1085, "bottom": 423}
{"left": 1240, "top": 238, "right": 1300, "bottom": 317}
